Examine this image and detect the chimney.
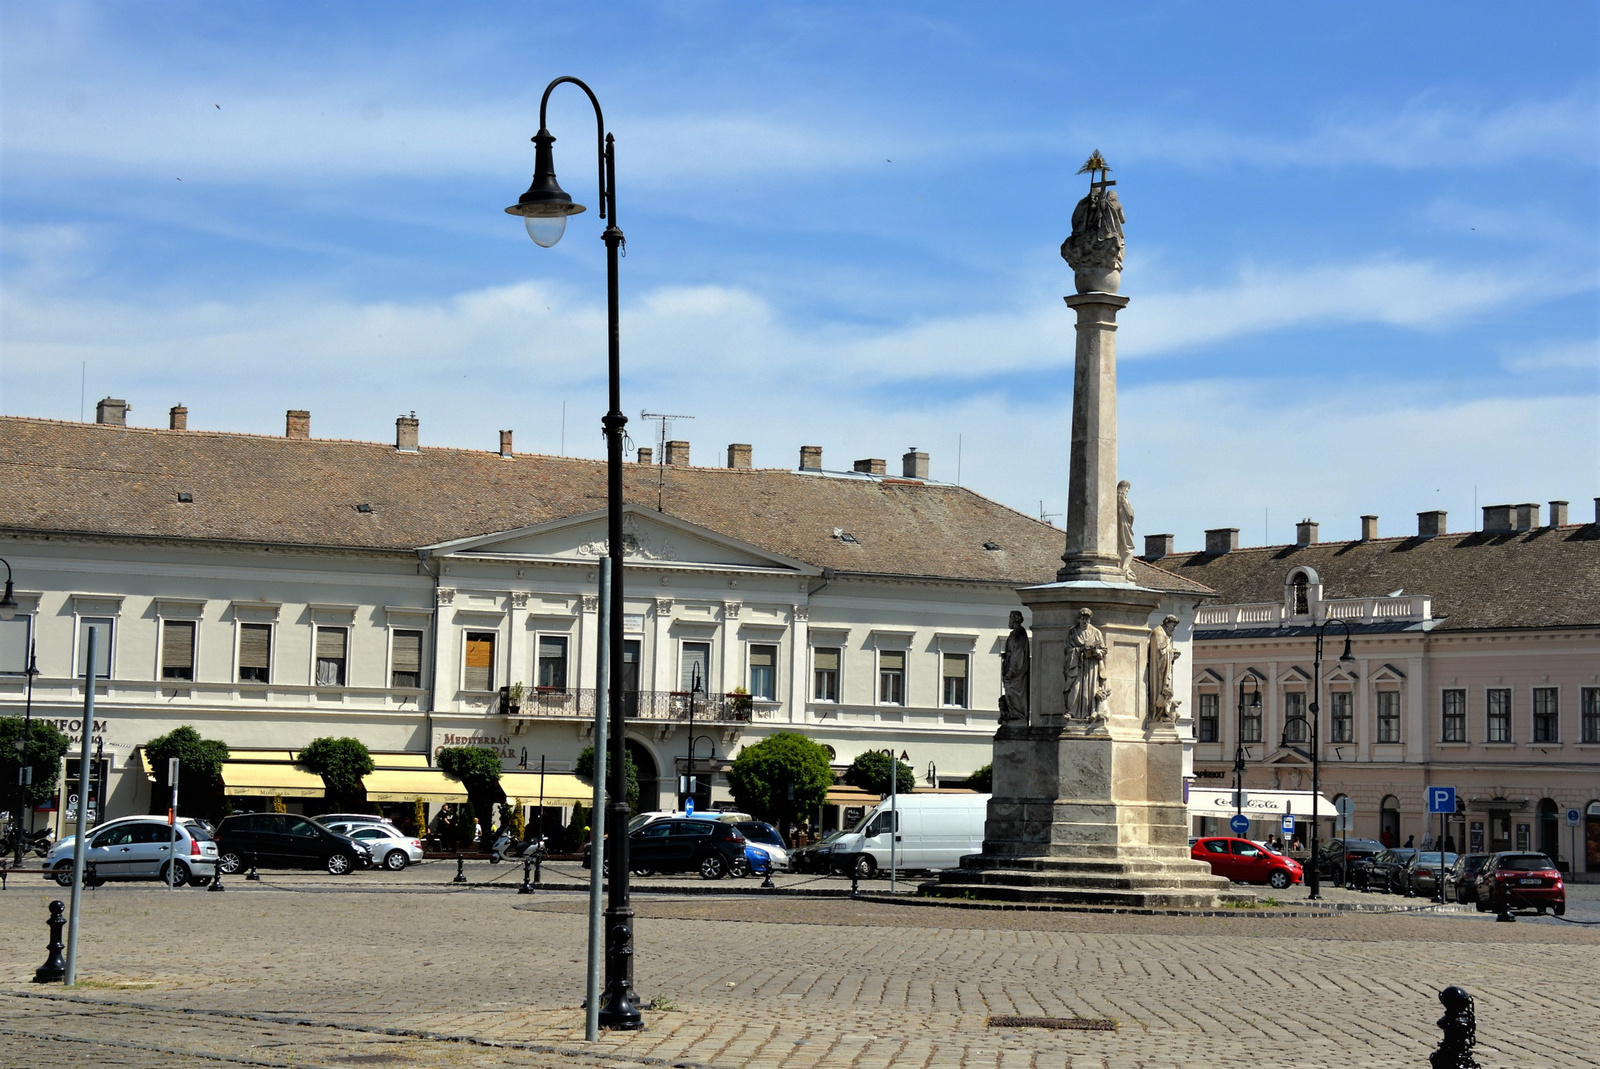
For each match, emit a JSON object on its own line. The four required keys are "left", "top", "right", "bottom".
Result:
{"left": 853, "top": 458, "right": 887, "bottom": 476}
{"left": 396, "top": 412, "right": 419, "bottom": 452}
{"left": 285, "top": 409, "right": 310, "bottom": 439}
{"left": 1295, "top": 520, "right": 1319, "bottom": 547}
{"left": 902, "top": 449, "right": 929, "bottom": 480}
{"left": 168, "top": 404, "right": 188, "bottom": 431}
{"left": 1513, "top": 503, "right": 1539, "bottom": 531}
{"left": 1144, "top": 533, "right": 1175, "bottom": 560}
{"left": 499, "top": 430, "right": 513, "bottom": 459}
{"left": 95, "top": 398, "right": 129, "bottom": 426}
{"left": 1548, "top": 500, "right": 1568, "bottom": 527}
{"left": 1205, "top": 528, "right": 1239, "bottom": 555}
{"left": 727, "top": 443, "right": 752, "bottom": 469}
{"left": 1483, "top": 504, "right": 1513, "bottom": 533}
{"left": 799, "top": 445, "right": 822, "bottom": 471}
{"left": 1359, "top": 515, "right": 1379, "bottom": 541}
{"left": 1417, "top": 510, "right": 1447, "bottom": 539}
{"left": 664, "top": 440, "right": 690, "bottom": 466}
{"left": 637, "top": 447, "right": 653, "bottom": 464}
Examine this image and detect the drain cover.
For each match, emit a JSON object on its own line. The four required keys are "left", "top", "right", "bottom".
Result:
{"left": 986, "top": 1015, "right": 1116, "bottom": 1031}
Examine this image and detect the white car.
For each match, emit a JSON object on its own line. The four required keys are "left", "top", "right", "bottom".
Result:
{"left": 45, "top": 816, "right": 219, "bottom": 887}
{"left": 324, "top": 821, "right": 424, "bottom": 871}
{"left": 733, "top": 821, "right": 790, "bottom": 874}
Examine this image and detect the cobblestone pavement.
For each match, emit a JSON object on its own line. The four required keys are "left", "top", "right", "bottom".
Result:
{"left": 1, "top": 867, "right": 1596, "bottom": 1069}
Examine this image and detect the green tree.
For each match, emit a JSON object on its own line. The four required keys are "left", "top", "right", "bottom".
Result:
{"left": 297, "top": 737, "right": 375, "bottom": 812}
{"left": 2, "top": 717, "right": 71, "bottom": 830}
{"left": 967, "top": 763, "right": 993, "bottom": 793}
{"left": 843, "top": 750, "right": 914, "bottom": 796}
{"left": 144, "top": 725, "right": 231, "bottom": 822}
{"left": 574, "top": 745, "right": 640, "bottom": 810}
{"left": 725, "top": 732, "right": 835, "bottom": 832}
{"left": 436, "top": 746, "right": 504, "bottom": 851}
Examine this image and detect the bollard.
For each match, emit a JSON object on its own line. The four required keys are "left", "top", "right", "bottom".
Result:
{"left": 1429, "top": 986, "right": 1480, "bottom": 1069}
{"left": 453, "top": 853, "right": 467, "bottom": 885}
{"left": 519, "top": 856, "right": 534, "bottom": 895}
{"left": 533, "top": 850, "right": 543, "bottom": 887}
{"left": 760, "top": 853, "right": 776, "bottom": 891}
{"left": 246, "top": 853, "right": 261, "bottom": 881}
{"left": 33, "top": 900, "right": 67, "bottom": 983}
{"left": 850, "top": 867, "right": 860, "bottom": 898}
{"left": 85, "top": 860, "right": 97, "bottom": 887}
{"left": 209, "top": 854, "right": 226, "bottom": 892}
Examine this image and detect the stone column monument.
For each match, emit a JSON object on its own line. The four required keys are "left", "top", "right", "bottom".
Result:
{"left": 929, "top": 154, "right": 1244, "bottom": 907}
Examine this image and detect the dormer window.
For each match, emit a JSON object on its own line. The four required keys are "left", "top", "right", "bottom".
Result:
{"left": 1292, "top": 574, "right": 1309, "bottom": 615}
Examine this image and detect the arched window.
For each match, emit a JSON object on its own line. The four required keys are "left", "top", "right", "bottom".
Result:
{"left": 1292, "top": 573, "right": 1309, "bottom": 615}
{"left": 1380, "top": 795, "right": 1401, "bottom": 847}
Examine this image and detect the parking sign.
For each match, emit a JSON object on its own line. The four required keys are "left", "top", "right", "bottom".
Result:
{"left": 1567, "top": 808, "right": 1581, "bottom": 828}
{"left": 1281, "top": 814, "right": 1295, "bottom": 836}
{"left": 1426, "top": 786, "right": 1456, "bottom": 815}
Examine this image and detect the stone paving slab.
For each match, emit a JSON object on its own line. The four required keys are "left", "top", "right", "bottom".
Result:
{"left": 1, "top": 880, "right": 1596, "bottom": 1069}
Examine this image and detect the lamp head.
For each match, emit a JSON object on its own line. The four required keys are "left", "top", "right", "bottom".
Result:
{"left": 1250, "top": 689, "right": 1262, "bottom": 709}
{"left": 1338, "top": 633, "right": 1355, "bottom": 662}
{"left": 505, "top": 128, "right": 587, "bottom": 247}
{"left": 0, "top": 579, "right": 16, "bottom": 622}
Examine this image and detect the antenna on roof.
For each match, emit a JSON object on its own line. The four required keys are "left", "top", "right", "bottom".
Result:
{"left": 1039, "top": 500, "right": 1061, "bottom": 524}
{"left": 641, "top": 409, "right": 694, "bottom": 512}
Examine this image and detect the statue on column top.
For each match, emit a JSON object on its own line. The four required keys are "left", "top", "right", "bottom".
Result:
{"left": 1118, "top": 480, "right": 1136, "bottom": 581}
{"left": 1060, "top": 151, "right": 1126, "bottom": 294}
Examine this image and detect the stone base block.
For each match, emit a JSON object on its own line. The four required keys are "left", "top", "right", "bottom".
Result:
{"left": 924, "top": 852, "right": 1251, "bottom": 910}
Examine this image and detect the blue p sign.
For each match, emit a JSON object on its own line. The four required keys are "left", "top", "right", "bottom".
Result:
{"left": 1427, "top": 787, "right": 1456, "bottom": 815}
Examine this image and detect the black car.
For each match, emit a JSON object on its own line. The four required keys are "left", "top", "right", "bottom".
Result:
{"left": 1360, "top": 848, "right": 1418, "bottom": 893}
{"left": 215, "top": 812, "right": 371, "bottom": 875}
{"left": 1317, "top": 837, "right": 1385, "bottom": 885}
{"left": 582, "top": 816, "right": 745, "bottom": 879}
{"left": 1402, "top": 851, "right": 1458, "bottom": 897}
{"left": 1441, "top": 853, "right": 1493, "bottom": 904}
{"left": 790, "top": 830, "right": 846, "bottom": 874}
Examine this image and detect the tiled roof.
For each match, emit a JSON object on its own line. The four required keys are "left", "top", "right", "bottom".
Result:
{"left": 0, "top": 417, "right": 1209, "bottom": 594}
{"left": 1160, "top": 527, "right": 1600, "bottom": 632}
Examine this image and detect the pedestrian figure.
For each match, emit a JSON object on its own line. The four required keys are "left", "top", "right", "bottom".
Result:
{"left": 1405, "top": 834, "right": 1415, "bottom": 848}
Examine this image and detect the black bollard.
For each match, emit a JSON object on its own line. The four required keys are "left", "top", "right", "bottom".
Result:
{"left": 519, "top": 856, "right": 533, "bottom": 895}
{"left": 850, "top": 867, "right": 860, "bottom": 898}
{"left": 209, "top": 854, "right": 226, "bottom": 892}
{"left": 246, "top": 853, "right": 261, "bottom": 881}
{"left": 533, "top": 850, "right": 543, "bottom": 886}
{"left": 1494, "top": 888, "right": 1515, "bottom": 923}
{"left": 1429, "top": 986, "right": 1480, "bottom": 1069}
{"left": 33, "top": 900, "right": 67, "bottom": 983}
{"left": 452, "top": 853, "right": 467, "bottom": 884}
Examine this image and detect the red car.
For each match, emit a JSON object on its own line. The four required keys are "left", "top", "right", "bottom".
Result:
{"left": 1191, "top": 837, "right": 1303, "bottom": 889}
{"left": 1472, "top": 853, "right": 1566, "bottom": 916}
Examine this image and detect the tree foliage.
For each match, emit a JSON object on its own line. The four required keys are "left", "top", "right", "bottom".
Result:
{"left": 144, "top": 725, "right": 230, "bottom": 821}
{"left": 967, "top": 763, "right": 993, "bottom": 793}
{"left": 842, "top": 750, "right": 915, "bottom": 796}
{"left": 1, "top": 716, "right": 70, "bottom": 811}
{"left": 297, "top": 737, "right": 374, "bottom": 808}
{"left": 725, "top": 732, "right": 835, "bottom": 826}
{"left": 437, "top": 746, "right": 505, "bottom": 850}
{"left": 575, "top": 745, "right": 640, "bottom": 809}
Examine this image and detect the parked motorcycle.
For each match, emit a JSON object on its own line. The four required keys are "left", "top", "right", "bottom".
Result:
{"left": 490, "top": 833, "right": 546, "bottom": 864}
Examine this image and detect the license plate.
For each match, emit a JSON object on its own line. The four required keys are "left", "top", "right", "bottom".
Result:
{"left": 1518, "top": 878, "right": 1541, "bottom": 885}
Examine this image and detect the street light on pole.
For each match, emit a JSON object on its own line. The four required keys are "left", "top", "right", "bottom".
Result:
{"left": 506, "top": 76, "right": 640, "bottom": 1031}
{"left": 1234, "top": 673, "right": 1261, "bottom": 827}
{"left": 1297, "top": 617, "right": 1355, "bottom": 900}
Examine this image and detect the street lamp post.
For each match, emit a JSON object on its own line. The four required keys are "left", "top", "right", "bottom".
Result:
{"left": 506, "top": 76, "right": 640, "bottom": 1031}
{"left": 1, "top": 558, "right": 33, "bottom": 867}
{"left": 1233, "top": 674, "right": 1261, "bottom": 827}
{"left": 1307, "top": 618, "right": 1355, "bottom": 900}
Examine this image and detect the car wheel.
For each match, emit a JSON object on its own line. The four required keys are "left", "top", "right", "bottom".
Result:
{"left": 218, "top": 852, "right": 243, "bottom": 875}
{"left": 1268, "top": 870, "right": 1291, "bottom": 890}
{"left": 383, "top": 850, "right": 408, "bottom": 871}
{"left": 1475, "top": 896, "right": 1488, "bottom": 913}
{"left": 730, "top": 857, "right": 752, "bottom": 879}
{"left": 853, "top": 855, "right": 877, "bottom": 880}
{"left": 162, "top": 861, "right": 191, "bottom": 887}
{"left": 632, "top": 869, "right": 655, "bottom": 878}
{"left": 1554, "top": 903, "right": 1566, "bottom": 917}
{"left": 699, "top": 854, "right": 727, "bottom": 880}
{"left": 52, "top": 863, "right": 75, "bottom": 888}
{"left": 489, "top": 853, "right": 501, "bottom": 864}
{"left": 325, "top": 853, "right": 354, "bottom": 875}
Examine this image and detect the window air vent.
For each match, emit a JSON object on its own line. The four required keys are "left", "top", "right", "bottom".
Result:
{"left": 355, "top": 503, "right": 373, "bottom": 514}
{"left": 176, "top": 491, "right": 193, "bottom": 503}
{"left": 983, "top": 541, "right": 1001, "bottom": 551}
{"left": 831, "top": 527, "right": 860, "bottom": 544}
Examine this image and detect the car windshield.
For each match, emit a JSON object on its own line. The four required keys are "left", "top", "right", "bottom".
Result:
{"left": 182, "top": 822, "right": 213, "bottom": 842}
{"left": 1413, "top": 852, "right": 1456, "bottom": 867}
{"left": 1498, "top": 854, "right": 1555, "bottom": 871}
{"left": 737, "top": 823, "right": 785, "bottom": 847}
{"left": 1463, "top": 855, "right": 1491, "bottom": 871}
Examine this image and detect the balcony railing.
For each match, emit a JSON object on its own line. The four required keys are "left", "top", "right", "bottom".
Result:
{"left": 1194, "top": 594, "right": 1433, "bottom": 631}
{"left": 509, "top": 687, "right": 752, "bottom": 723}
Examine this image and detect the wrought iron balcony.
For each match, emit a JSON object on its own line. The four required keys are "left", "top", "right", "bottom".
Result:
{"left": 510, "top": 687, "right": 752, "bottom": 723}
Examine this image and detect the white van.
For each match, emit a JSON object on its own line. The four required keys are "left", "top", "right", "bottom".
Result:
{"left": 829, "top": 793, "right": 990, "bottom": 878}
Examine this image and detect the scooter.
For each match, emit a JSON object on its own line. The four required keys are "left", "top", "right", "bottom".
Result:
{"left": 490, "top": 833, "right": 546, "bottom": 864}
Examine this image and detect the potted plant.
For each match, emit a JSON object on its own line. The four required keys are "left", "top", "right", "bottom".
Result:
{"left": 506, "top": 682, "right": 525, "bottom": 715}
{"left": 726, "top": 686, "right": 753, "bottom": 719}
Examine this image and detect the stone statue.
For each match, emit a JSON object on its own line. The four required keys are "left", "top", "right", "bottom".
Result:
{"left": 999, "top": 610, "right": 1030, "bottom": 724}
{"left": 1147, "top": 614, "right": 1181, "bottom": 722}
{"left": 1117, "top": 480, "right": 1135, "bottom": 581}
{"left": 1060, "top": 151, "right": 1126, "bottom": 294}
{"left": 1063, "top": 607, "right": 1110, "bottom": 721}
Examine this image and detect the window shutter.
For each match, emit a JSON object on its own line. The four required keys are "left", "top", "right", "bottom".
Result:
{"left": 162, "top": 621, "right": 195, "bottom": 671}
{"left": 813, "top": 648, "right": 838, "bottom": 672}
{"left": 465, "top": 633, "right": 494, "bottom": 690}
{"left": 392, "top": 630, "right": 422, "bottom": 674}
{"left": 942, "top": 654, "right": 967, "bottom": 678}
{"left": 239, "top": 624, "right": 271, "bottom": 670}
{"left": 749, "top": 646, "right": 773, "bottom": 668}
{"left": 880, "top": 650, "right": 904, "bottom": 672}
{"left": 316, "top": 627, "right": 347, "bottom": 661}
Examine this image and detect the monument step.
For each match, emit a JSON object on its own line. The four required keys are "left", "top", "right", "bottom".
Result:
{"left": 937, "top": 871, "right": 1231, "bottom": 892}
{"left": 920, "top": 881, "right": 1252, "bottom": 909}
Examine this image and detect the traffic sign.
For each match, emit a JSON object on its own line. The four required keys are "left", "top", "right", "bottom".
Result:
{"left": 1281, "top": 814, "right": 1295, "bottom": 836}
{"left": 1334, "top": 796, "right": 1355, "bottom": 831}
{"left": 1567, "top": 808, "right": 1582, "bottom": 828}
{"left": 1229, "top": 813, "right": 1250, "bottom": 836}
{"left": 1426, "top": 786, "right": 1456, "bottom": 815}
{"left": 684, "top": 797, "right": 695, "bottom": 816}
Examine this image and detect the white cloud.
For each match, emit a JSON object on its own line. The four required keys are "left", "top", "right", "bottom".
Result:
{"left": 1500, "top": 339, "right": 1600, "bottom": 375}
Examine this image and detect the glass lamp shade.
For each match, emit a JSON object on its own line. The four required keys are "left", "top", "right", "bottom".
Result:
{"left": 0, "top": 580, "right": 15, "bottom": 621}
{"left": 506, "top": 127, "right": 587, "bottom": 248}
{"left": 524, "top": 214, "right": 569, "bottom": 247}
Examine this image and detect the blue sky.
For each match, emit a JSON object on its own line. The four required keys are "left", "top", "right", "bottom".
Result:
{"left": 2, "top": 1, "right": 1596, "bottom": 547}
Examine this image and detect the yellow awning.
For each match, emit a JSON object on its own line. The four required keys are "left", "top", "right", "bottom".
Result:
{"left": 362, "top": 769, "right": 468, "bottom": 803}
{"left": 501, "top": 772, "right": 592, "bottom": 806}
{"left": 825, "top": 785, "right": 883, "bottom": 806}
{"left": 137, "top": 747, "right": 157, "bottom": 783}
{"left": 221, "top": 762, "right": 326, "bottom": 799}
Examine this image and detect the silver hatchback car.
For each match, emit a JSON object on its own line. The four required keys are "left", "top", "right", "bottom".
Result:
{"left": 45, "top": 816, "right": 219, "bottom": 887}
{"left": 322, "top": 821, "right": 425, "bottom": 871}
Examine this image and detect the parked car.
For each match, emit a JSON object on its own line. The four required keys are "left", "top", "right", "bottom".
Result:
{"left": 828, "top": 793, "right": 992, "bottom": 878}
{"left": 626, "top": 810, "right": 752, "bottom": 834}
{"left": 44, "top": 816, "right": 218, "bottom": 888}
{"left": 313, "top": 813, "right": 392, "bottom": 829}
{"left": 1360, "top": 848, "right": 1419, "bottom": 893}
{"left": 1472, "top": 852, "right": 1566, "bottom": 916}
{"left": 732, "top": 821, "right": 790, "bottom": 874}
{"left": 1190, "top": 836, "right": 1303, "bottom": 889}
{"left": 1402, "top": 851, "right": 1458, "bottom": 897}
{"left": 332, "top": 823, "right": 425, "bottom": 871}
{"left": 1441, "top": 854, "right": 1493, "bottom": 904}
{"left": 1317, "top": 837, "right": 1386, "bottom": 884}
{"left": 215, "top": 812, "right": 371, "bottom": 874}
{"left": 790, "top": 830, "right": 847, "bottom": 874}
{"left": 583, "top": 817, "right": 746, "bottom": 879}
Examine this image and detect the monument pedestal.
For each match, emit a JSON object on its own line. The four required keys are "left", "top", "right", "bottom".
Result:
{"left": 927, "top": 581, "right": 1248, "bottom": 908}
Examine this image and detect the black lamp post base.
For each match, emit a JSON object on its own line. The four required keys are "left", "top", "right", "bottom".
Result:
{"left": 598, "top": 984, "right": 643, "bottom": 1030}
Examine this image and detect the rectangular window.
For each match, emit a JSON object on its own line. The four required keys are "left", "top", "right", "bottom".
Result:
{"left": 463, "top": 631, "right": 495, "bottom": 691}
{"left": 161, "top": 620, "right": 196, "bottom": 681}
{"left": 941, "top": 654, "right": 968, "bottom": 708}
{"left": 878, "top": 650, "right": 905, "bottom": 705}
{"left": 537, "top": 635, "right": 569, "bottom": 691}
{"left": 1330, "top": 691, "right": 1353, "bottom": 743}
{"left": 679, "top": 641, "right": 711, "bottom": 693}
{"left": 1283, "top": 691, "right": 1307, "bottom": 743}
{"left": 1241, "top": 696, "right": 1262, "bottom": 743}
{"left": 812, "top": 647, "right": 840, "bottom": 703}
{"left": 238, "top": 623, "right": 272, "bottom": 683}
{"left": 1582, "top": 688, "right": 1600, "bottom": 744}
{"left": 78, "top": 617, "right": 114, "bottom": 679}
{"left": 1197, "top": 693, "right": 1219, "bottom": 742}
{"left": 1376, "top": 691, "right": 1401, "bottom": 743}
{"left": 315, "top": 626, "right": 348, "bottom": 687}
{"left": 1532, "top": 687, "right": 1559, "bottom": 743}
{"left": 1487, "top": 688, "right": 1512, "bottom": 742}
{"left": 0, "top": 616, "right": 31, "bottom": 675}
{"left": 390, "top": 629, "right": 423, "bottom": 689}
{"left": 748, "top": 644, "right": 777, "bottom": 701}
{"left": 1441, "top": 689, "right": 1466, "bottom": 742}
